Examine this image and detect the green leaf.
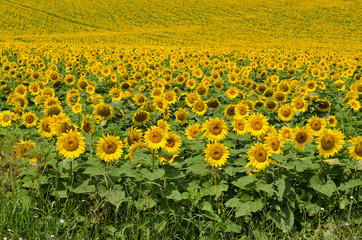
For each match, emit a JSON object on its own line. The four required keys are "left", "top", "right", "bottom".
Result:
{"left": 133, "top": 150, "right": 152, "bottom": 165}
{"left": 71, "top": 179, "right": 95, "bottom": 194}
{"left": 310, "top": 177, "right": 337, "bottom": 197}
{"left": 141, "top": 168, "right": 165, "bottom": 181}
{"left": 232, "top": 175, "right": 255, "bottom": 189}
{"left": 275, "top": 179, "right": 286, "bottom": 201}
{"left": 338, "top": 179, "right": 362, "bottom": 191}
{"left": 266, "top": 206, "right": 294, "bottom": 231}
{"left": 256, "top": 182, "right": 274, "bottom": 196}
{"left": 201, "top": 201, "right": 214, "bottom": 213}
{"left": 163, "top": 185, "right": 183, "bottom": 201}
{"left": 235, "top": 199, "right": 263, "bottom": 217}
{"left": 186, "top": 163, "right": 208, "bottom": 175}
{"left": 83, "top": 166, "right": 107, "bottom": 176}
{"left": 225, "top": 197, "right": 241, "bottom": 208}
{"left": 106, "top": 189, "right": 126, "bottom": 207}
{"left": 210, "top": 183, "right": 228, "bottom": 199}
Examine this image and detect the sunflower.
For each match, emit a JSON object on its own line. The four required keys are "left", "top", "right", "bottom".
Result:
{"left": 316, "top": 99, "right": 331, "bottom": 112}
{"left": 164, "top": 132, "right": 182, "bottom": 153}
{"left": 22, "top": 112, "right": 38, "bottom": 128}
{"left": 317, "top": 129, "right": 345, "bottom": 158}
{"left": 163, "top": 91, "right": 177, "bottom": 105}
{"left": 235, "top": 102, "right": 249, "bottom": 117}
{"left": 65, "top": 75, "right": 76, "bottom": 85}
{"left": 204, "top": 142, "right": 229, "bottom": 168}
{"left": 185, "top": 92, "right": 200, "bottom": 107}
{"left": 185, "top": 123, "right": 202, "bottom": 140}
{"left": 157, "top": 119, "right": 170, "bottom": 133}
{"left": 174, "top": 107, "right": 188, "bottom": 126}
{"left": 247, "top": 142, "right": 272, "bottom": 170}
{"left": 0, "top": 111, "right": 12, "bottom": 127}
{"left": 265, "top": 100, "right": 278, "bottom": 112}
{"left": 279, "top": 126, "right": 293, "bottom": 140}
{"left": 291, "top": 96, "right": 308, "bottom": 112}
{"left": 14, "top": 139, "right": 36, "bottom": 160}
{"left": 126, "top": 142, "right": 149, "bottom": 163}
{"left": 348, "top": 99, "right": 361, "bottom": 111}
{"left": 144, "top": 126, "right": 167, "bottom": 150}
{"left": 192, "top": 100, "right": 208, "bottom": 116}
{"left": 28, "top": 82, "right": 40, "bottom": 95}
{"left": 81, "top": 117, "right": 94, "bottom": 135}
{"left": 72, "top": 103, "right": 82, "bottom": 114}
{"left": 51, "top": 120, "right": 78, "bottom": 136}
{"left": 225, "top": 87, "right": 239, "bottom": 100}
{"left": 96, "top": 134, "right": 124, "bottom": 162}
{"left": 38, "top": 116, "right": 54, "bottom": 138}
{"left": 278, "top": 104, "right": 294, "bottom": 122}
{"left": 93, "top": 102, "right": 113, "bottom": 120}
{"left": 202, "top": 117, "right": 228, "bottom": 142}
{"left": 56, "top": 130, "right": 85, "bottom": 159}
{"left": 45, "top": 105, "right": 63, "bottom": 117}
{"left": 348, "top": 136, "right": 362, "bottom": 161}
{"left": 265, "top": 134, "right": 284, "bottom": 154}
{"left": 223, "top": 105, "right": 236, "bottom": 120}
{"left": 132, "top": 110, "right": 150, "bottom": 126}
{"left": 307, "top": 116, "right": 326, "bottom": 136}
{"left": 232, "top": 117, "right": 249, "bottom": 135}
{"left": 291, "top": 126, "right": 313, "bottom": 151}
{"left": 247, "top": 113, "right": 269, "bottom": 137}
{"left": 207, "top": 98, "right": 221, "bottom": 109}
{"left": 125, "top": 127, "right": 143, "bottom": 147}
{"left": 327, "top": 115, "right": 338, "bottom": 128}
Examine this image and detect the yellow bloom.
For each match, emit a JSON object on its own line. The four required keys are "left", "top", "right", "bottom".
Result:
{"left": 163, "top": 132, "right": 182, "bottom": 153}
{"left": 204, "top": 142, "right": 229, "bottom": 168}
{"left": 247, "top": 113, "right": 269, "bottom": 137}
{"left": 185, "top": 123, "right": 202, "bottom": 140}
{"left": 202, "top": 117, "right": 228, "bottom": 142}
{"left": 291, "top": 127, "right": 313, "bottom": 151}
{"left": 247, "top": 142, "right": 272, "bottom": 170}
{"left": 96, "top": 134, "right": 124, "bottom": 162}
{"left": 317, "top": 129, "right": 345, "bottom": 158}
{"left": 56, "top": 130, "right": 85, "bottom": 159}
{"left": 348, "top": 136, "right": 362, "bottom": 161}
{"left": 144, "top": 126, "right": 167, "bottom": 150}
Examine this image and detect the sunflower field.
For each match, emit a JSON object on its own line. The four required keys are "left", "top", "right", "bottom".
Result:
{"left": 0, "top": 43, "right": 361, "bottom": 239}
{"left": 0, "top": 0, "right": 362, "bottom": 238}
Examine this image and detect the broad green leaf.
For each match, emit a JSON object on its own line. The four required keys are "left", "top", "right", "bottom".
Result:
{"left": 163, "top": 185, "right": 183, "bottom": 201}
{"left": 106, "top": 189, "right": 126, "bottom": 207}
{"left": 71, "top": 179, "right": 95, "bottom": 194}
{"left": 141, "top": 168, "right": 165, "bottom": 181}
{"left": 338, "top": 179, "right": 362, "bottom": 191}
{"left": 256, "top": 182, "right": 274, "bottom": 196}
{"left": 186, "top": 163, "right": 208, "bottom": 175}
{"left": 311, "top": 177, "right": 337, "bottom": 197}
{"left": 232, "top": 175, "right": 255, "bottom": 189}
{"left": 225, "top": 197, "right": 241, "bottom": 208}
{"left": 201, "top": 201, "right": 214, "bottom": 213}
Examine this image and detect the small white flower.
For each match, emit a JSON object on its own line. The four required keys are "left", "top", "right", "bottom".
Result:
{"left": 50, "top": 235, "right": 55, "bottom": 238}
{"left": 19, "top": 238, "right": 23, "bottom": 240}
{"left": 60, "top": 219, "right": 65, "bottom": 223}
{"left": 218, "top": 167, "right": 223, "bottom": 170}
{"left": 7, "top": 229, "right": 11, "bottom": 232}
{"left": 345, "top": 222, "right": 350, "bottom": 226}
{"left": 350, "top": 196, "right": 354, "bottom": 199}
{"left": 4, "top": 237, "right": 8, "bottom": 240}
{"left": 321, "top": 207, "right": 325, "bottom": 211}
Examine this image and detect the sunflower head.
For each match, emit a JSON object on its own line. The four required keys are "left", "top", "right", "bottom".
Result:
{"left": 318, "top": 129, "right": 345, "bottom": 158}
{"left": 132, "top": 110, "right": 150, "bottom": 126}
{"left": 202, "top": 118, "right": 228, "bottom": 142}
{"left": 56, "top": 130, "right": 85, "bottom": 159}
{"left": 144, "top": 126, "right": 167, "bottom": 150}
{"left": 96, "top": 134, "right": 124, "bottom": 162}
{"left": 204, "top": 142, "right": 230, "bottom": 168}
{"left": 14, "top": 139, "right": 36, "bottom": 160}
{"left": 349, "top": 136, "right": 362, "bottom": 161}
{"left": 247, "top": 142, "right": 272, "bottom": 170}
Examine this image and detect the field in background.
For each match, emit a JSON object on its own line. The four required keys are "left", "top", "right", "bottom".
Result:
{"left": 0, "top": 0, "right": 361, "bottom": 49}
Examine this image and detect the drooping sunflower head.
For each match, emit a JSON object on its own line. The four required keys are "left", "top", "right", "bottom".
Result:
{"left": 316, "top": 99, "right": 331, "bottom": 112}
{"left": 14, "top": 139, "right": 36, "bottom": 160}
{"left": 96, "top": 134, "right": 124, "bottom": 162}
{"left": 202, "top": 117, "right": 228, "bottom": 142}
{"left": 204, "top": 142, "right": 230, "bottom": 168}
{"left": 132, "top": 110, "right": 150, "bottom": 126}
{"left": 223, "top": 105, "right": 236, "bottom": 120}
{"left": 317, "top": 129, "right": 345, "bottom": 158}
{"left": 81, "top": 117, "right": 94, "bottom": 135}
{"left": 207, "top": 98, "right": 220, "bottom": 109}
{"left": 265, "top": 100, "right": 278, "bottom": 112}
{"left": 45, "top": 105, "right": 63, "bottom": 117}
{"left": 38, "top": 116, "right": 54, "bottom": 138}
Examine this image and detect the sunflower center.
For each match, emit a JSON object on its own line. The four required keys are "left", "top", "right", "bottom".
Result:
{"left": 150, "top": 132, "right": 162, "bottom": 143}
{"left": 103, "top": 141, "right": 117, "bottom": 154}
{"left": 311, "top": 121, "right": 321, "bottom": 131}
{"left": 98, "top": 106, "right": 111, "bottom": 117}
{"left": 165, "top": 93, "right": 174, "bottom": 101}
{"left": 282, "top": 108, "right": 291, "bottom": 117}
{"left": 296, "top": 132, "right": 307, "bottom": 144}
{"left": 251, "top": 120, "right": 263, "bottom": 130}
{"left": 295, "top": 100, "right": 303, "bottom": 109}
{"left": 280, "top": 84, "right": 289, "bottom": 92}
{"left": 82, "top": 120, "right": 92, "bottom": 132}
{"left": 238, "top": 107, "right": 247, "bottom": 115}
{"left": 271, "top": 139, "right": 279, "bottom": 151}
{"left": 227, "top": 106, "right": 235, "bottom": 116}
{"left": 25, "top": 115, "right": 35, "bottom": 123}
{"left": 235, "top": 121, "right": 245, "bottom": 130}
{"left": 255, "top": 148, "right": 267, "bottom": 162}
{"left": 194, "top": 102, "right": 205, "bottom": 111}
{"left": 210, "top": 123, "right": 222, "bottom": 135}
{"left": 43, "top": 122, "right": 51, "bottom": 132}
{"left": 355, "top": 142, "right": 362, "bottom": 156}
{"left": 210, "top": 147, "right": 223, "bottom": 160}
{"left": 321, "top": 134, "right": 335, "bottom": 150}
{"left": 134, "top": 112, "right": 147, "bottom": 122}
{"left": 3, "top": 116, "right": 10, "bottom": 122}
{"left": 266, "top": 101, "right": 276, "bottom": 109}
{"left": 166, "top": 138, "right": 175, "bottom": 148}
{"left": 61, "top": 122, "right": 75, "bottom": 134}
{"left": 64, "top": 136, "right": 79, "bottom": 151}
